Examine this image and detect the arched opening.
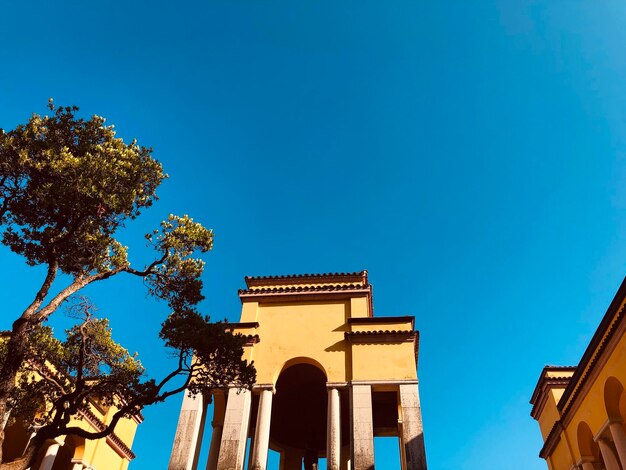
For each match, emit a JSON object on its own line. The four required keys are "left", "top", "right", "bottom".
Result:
{"left": 273, "top": 357, "right": 328, "bottom": 386}
{"left": 577, "top": 421, "right": 604, "bottom": 467}
{"left": 604, "top": 376, "right": 626, "bottom": 468}
{"left": 605, "top": 376, "right": 626, "bottom": 421}
{"left": 2, "top": 418, "right": 31, "bottom": 462}
{"left": 270, "top": 361, "right": 328, "bottom": 468}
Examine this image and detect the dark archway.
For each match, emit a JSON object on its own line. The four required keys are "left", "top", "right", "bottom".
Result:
{"left": 2, "top": 419, "right": 30, "bottom": 462}
{"left": 270, "top": 363, "right": 328, "bottom": 460}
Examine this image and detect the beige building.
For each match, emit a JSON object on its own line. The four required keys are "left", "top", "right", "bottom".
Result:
{"left": 531, "top": 277, "right": 626, "bottom": 470}
{"left": 3, "top": 397, "right": 140, "bottom": 470}
{"left": 169, "top": 271, "right": 427, "bottom": 470}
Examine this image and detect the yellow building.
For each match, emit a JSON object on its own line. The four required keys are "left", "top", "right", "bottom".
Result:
{"left": 2, "top": 371, "right": 141, "bottom": 470}
{"left": 169, "top": 271, "right": 427, "bottom": 470}
{"left": 531, "top": 277, "right": 626, "bottom": 470}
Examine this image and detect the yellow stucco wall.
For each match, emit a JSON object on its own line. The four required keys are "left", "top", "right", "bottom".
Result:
{"left": 234, "top": 273, "right": 419, "bottom": 386}
{"left": 350, "top": 297, "right": 370, "bottom": 318}
{"left": 88, "top": 433, "right": 127, "bottom": 469}
{"left": 2, "top": 366, "right": 138, "bottom": 469}
{"left": 67, "top": 401, "right": 138, "bottom": 468}
{"left": 250, "top": 300, "right": 350, "bottom": 383}
{"left": 536, "top": 392, "right": 561, "bottom": 440}
{"left": 351, "top": 342, "right": 417, "bottom": 381}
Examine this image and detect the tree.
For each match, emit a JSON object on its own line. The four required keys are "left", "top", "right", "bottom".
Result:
{"left": 0, "top": 101, "right": 255, "bottom": 463}
{"left": 0, "top": 299, "right": 254, "bottom": 470}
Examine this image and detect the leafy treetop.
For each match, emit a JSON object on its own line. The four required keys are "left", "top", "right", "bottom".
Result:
{"left": 0, "top": 101, "right": 225, "bottom": 467}
{"left": 0, "top": 100, "right": 165, "bottom": 275}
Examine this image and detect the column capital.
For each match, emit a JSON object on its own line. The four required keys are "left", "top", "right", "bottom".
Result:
{"left": 71, "top": 459, "right": 90, "bottom": 465}
{"left": 326, "top": 382, "right": 348, "bottom": 389}
{"left": 351, "top": 379, "right": 419, "bottom": 386}
{"left": 594, "top": 418, "right": 613, "bottom": 442}
{"left": 253, "top": 383, "right": 276, "bottom": 393}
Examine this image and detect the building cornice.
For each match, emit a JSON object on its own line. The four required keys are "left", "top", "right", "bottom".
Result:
{"left": 530, "top": 374, "right": 573, "bottom": 420}
{"left": 529, "top": 366, "right": 576, "bottom": 419}
{"left": 79, "top": 407, "right": 136, "bottom": 460}
{"left": 348, "top": 316, "right": 414, "bottom": 329}
{"left": 229, "top": 322, "right": 260, "bottom": 329}
{"left": 244, "top": 271, "right": 368, "bottom": 288}
{"left": 238, "top": 284, "right": 372, "bottom": 306}
{"left": 345, "top": 330, "right": 419, "bottom": 364}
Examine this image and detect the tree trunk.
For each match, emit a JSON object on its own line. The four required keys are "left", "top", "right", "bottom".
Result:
{"left": 0, "top": 318, "right": 32, "bottom": 461}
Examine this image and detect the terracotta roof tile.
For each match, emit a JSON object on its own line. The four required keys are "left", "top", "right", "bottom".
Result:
{"left": 244, "top": 271, "right": 368, "bottom": 288}
{"left": 239, "top": 283, "right": 371, "bottom": 296}
{"left": 345, "top": 329, "right": 415, "bottom": 336}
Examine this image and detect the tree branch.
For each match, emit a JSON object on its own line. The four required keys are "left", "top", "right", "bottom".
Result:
{"left": 27, "top": 361, "right": 68, "bottom": 395}
{"left": 123, "top": 253, "right": 168, "bottom": 277}
{"left": 32, "top": 267, "right": 123, "bottom": 323}
{"left": 20, "top": 257, "right": 58, "bottom": 320}
{"left": 48, "top": 213, "right": 89, "bottom": 246}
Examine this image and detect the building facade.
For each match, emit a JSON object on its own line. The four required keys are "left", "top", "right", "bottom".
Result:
{"left": 3, "top": 399, "right": 140, "bottom": 470}
{"left": 169, "top": 271, "right": 427, "bottom": 470}
{"left": 531, "top": 277, "right": 626, "bottom": 470}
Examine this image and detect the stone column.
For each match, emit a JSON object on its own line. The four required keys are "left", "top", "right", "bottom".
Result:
{"left": 597, "top": 437, "right": 621, "bottom": 470}
{"left": 327, "top": 388, "right": 341, "bottom": 470}
{"left": 169, "top": 392, "right": 208, "bottom": 470}
{"left": 399, "top": 384, "right": 427, "bottom": 470}
{"left": 608, "top": 420, "right": 626, "bottom": 468}
{"left": 350, "top": 385, "right": 374, "bottom": 470}
{"left": 39, "top": 442, "right": 60, "bottom": 470}
{"left": 206, "top": 423, "right": 224, "bottom": 470}
{"left": 217, "top": 388, "right": 252, "bottom": 470}
{"left": 250, "top": 389, "right": 273, "bottom": 470}
{"left": 206, "top": 393, "right": 227, "bottom": 470}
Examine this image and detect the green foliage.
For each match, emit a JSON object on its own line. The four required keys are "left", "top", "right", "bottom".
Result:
{"left": 144, "top": 215, "right": 214, "bottom": 312}
{"left": 0, "top": 100, "right": 164, "bottom": 276}
{"left": 6, "top": 302, "right": 145, "bottom": 430}
{"left": 0, "top": 102, "right": 254, "bottom": 465}
{"left": 159, "top": 310, "right": 256, "bottom": 395}
{"left": 5, "top": 300, "right": 254, "bottom": 440}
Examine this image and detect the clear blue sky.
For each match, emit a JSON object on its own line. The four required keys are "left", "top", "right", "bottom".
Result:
{"left": 2, "top": 1, "right": 626, "bottom": 469}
